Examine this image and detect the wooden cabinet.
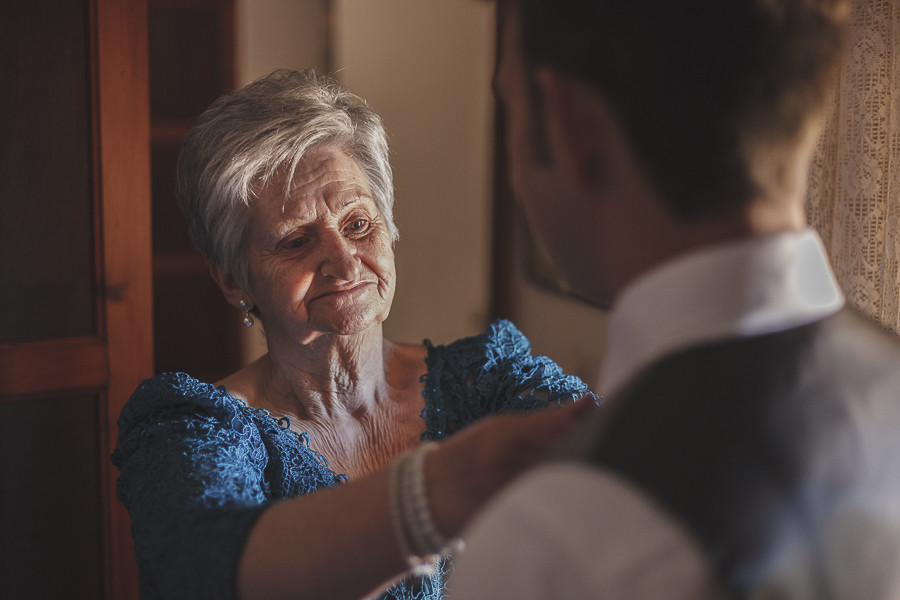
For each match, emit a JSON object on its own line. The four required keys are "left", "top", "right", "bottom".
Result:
{"left": 0, "top": 0, "right": 152, "bottom": 597}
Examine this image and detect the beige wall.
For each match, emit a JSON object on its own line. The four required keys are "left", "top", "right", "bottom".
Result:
{"left": 234, "top": 0, "right": 607, "bottom": 386}
{"left": 333, "top": 0, "right": 496, "bottom": 345}
{"left": 235, "top": 0, "right": 329, "bottom": 84}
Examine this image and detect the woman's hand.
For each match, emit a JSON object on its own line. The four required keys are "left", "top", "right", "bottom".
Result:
{"left": 425, "top": 400, "right": 595, "bottom": 540}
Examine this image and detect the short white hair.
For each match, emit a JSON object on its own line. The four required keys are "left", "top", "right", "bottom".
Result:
{"left": 176, "top": 69, "right": 397, "bottom": 290}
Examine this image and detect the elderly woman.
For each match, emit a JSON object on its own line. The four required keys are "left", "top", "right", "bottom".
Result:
{"left": 112, "top": 69, "right": 594, "bottom": 600}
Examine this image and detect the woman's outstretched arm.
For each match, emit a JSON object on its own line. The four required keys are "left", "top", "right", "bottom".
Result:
{"left": 236, "top": 403, "right": 591, "bottom": 600}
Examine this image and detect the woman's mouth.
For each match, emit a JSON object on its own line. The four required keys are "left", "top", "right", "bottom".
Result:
{"left": 311, "top": 281, "right": 376, "bottom": 302}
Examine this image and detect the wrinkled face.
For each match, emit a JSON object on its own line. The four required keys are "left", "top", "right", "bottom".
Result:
{"left": 243, "top": 146, "right": 396, "bottom": 345}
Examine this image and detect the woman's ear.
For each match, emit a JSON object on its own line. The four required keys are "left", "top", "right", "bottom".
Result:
{"left": 209, "top": 262, "right": 251, "bottom": 309}
{"left": 535, "top": 68, "right": 620, "bottom": 198}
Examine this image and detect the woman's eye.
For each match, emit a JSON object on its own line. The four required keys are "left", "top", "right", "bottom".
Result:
{"left": 284, "top": 237, "right": 308, "bottom": 250}
{"left": 346, "top": 218, "right": 371, "bottom": 236}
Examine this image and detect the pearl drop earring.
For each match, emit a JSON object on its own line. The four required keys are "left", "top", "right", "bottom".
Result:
{"left": 239, "top": 299, "right": 254, "bottom": 327}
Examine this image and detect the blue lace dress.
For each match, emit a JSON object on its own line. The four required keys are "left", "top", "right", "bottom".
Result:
{"left": 112, "top": 320, "right": 595, "bottom": 600}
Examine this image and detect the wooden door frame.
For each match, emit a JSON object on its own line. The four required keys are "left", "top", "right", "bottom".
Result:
{"left": 0, "top": 1, "right": 150, "bottom": 597}
{"left": 96, "top": 0, "right": 153, "bottom": 597}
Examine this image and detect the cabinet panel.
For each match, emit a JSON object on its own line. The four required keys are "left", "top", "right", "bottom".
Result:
{"left": 0, "top": 395, "right": 103, "bottom": 598}
{"left": 0, "top": 1, "right": 153, "bottom": 598}
{"left": 149, "top": 2, "right": 234, "bottom": 121}
{"left": 0, "top": 0, "right": 95, "bottom": 343}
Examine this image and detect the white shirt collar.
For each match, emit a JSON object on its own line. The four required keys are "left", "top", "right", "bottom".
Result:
{"left": 599, "top": 229, "right": 845, "bottom": 396}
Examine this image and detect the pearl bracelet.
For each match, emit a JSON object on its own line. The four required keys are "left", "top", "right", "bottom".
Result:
{"left": 388, "top": 442, "right": 463, "bottom": 577}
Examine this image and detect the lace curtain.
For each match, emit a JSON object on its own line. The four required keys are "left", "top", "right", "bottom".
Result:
{"left": 806, "top": 0, "right": 900, "bottom": 335}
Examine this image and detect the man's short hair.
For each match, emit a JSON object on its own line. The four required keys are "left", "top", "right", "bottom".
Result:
{"left": 506, "top": 0, "right": 850, "bottom": 220}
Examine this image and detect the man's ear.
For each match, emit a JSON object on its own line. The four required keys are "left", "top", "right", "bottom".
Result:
{"left": 209, "top": 262, "right": 251, "bottom": 309}
{"left": 535, "top": 68, "right": 619, "bottom": 197}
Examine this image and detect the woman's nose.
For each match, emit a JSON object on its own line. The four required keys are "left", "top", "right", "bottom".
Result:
{"left": 319, "top": 234, "right": 360, "bottom": 281}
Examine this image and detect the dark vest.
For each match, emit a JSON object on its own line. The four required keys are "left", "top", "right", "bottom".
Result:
{"left": 567, "top": 309, "right": 900, "bottom": 598}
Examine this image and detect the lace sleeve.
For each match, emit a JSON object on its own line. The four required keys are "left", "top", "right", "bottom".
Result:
{"left": 420, "top": 320, "right": 598, "bottom": 441}
{"left": 112, "top": 374, "right": 270, "bottom": 600}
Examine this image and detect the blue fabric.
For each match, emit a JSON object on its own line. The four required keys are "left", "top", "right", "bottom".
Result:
{"left": 112, "top": 319, "right": 595, "bottom": 600}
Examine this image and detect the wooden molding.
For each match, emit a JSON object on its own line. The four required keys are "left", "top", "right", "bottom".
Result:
{"left": 0, "top": 338, "right": 108, "bottom": 401}
{"left": 96, "top": 0, "right": 153, "bottom": 597}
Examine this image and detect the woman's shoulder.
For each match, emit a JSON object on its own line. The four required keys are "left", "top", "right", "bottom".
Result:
{"left": 130, "top": 371, "right": 231, "bottom": 408}
{"left": 117, "top": 372, "right": 243, "bottom": 434}
{"left": 114, "top": 371, "right": 345, "bottom": 493}
{"left": 424, "top": 319, "right": 531, "bottom": 368}
{"left": 112, "top": 372, "right": 264, "bottom": 476}
{"left": 420, "top": 320, "right": 595, "bottom": 439}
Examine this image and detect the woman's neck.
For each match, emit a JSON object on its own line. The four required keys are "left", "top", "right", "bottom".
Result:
{"left": 218, "top": 324, "right": 429, "bottom": 477}
{"left": 236, "top": 327, "right": 426, "bottom": 477}
{"left": 258, "top": 325, "right": 391, "bottom": 424}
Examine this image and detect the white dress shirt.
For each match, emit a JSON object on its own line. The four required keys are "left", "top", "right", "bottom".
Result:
{"left": 449, "top": 230, "right": 845, "bottom": 600}
{"left": 600, "top": 229, "right": 843, "bottom": 396}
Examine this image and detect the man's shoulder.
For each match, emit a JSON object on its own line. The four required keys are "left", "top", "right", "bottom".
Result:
{"left": 822, "top": 308, "right": 900, "bottom": 366}
{"left": 582, "top": 308, "right": 900, "bottom": 469}
{"left": 618, "top": 308, "right": 900, "bottom": 402}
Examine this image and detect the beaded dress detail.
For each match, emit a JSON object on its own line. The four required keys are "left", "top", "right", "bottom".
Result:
{"left": 112, "top": 320, "right": 595, "bottom": 599}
